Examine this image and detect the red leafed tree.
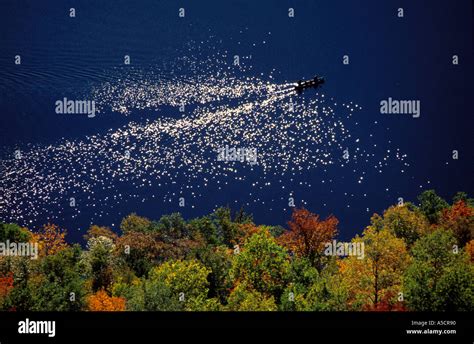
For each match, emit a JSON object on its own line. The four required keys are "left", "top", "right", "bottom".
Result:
{"left": 440, "top": 201, "right": 474, "bottom": 247}
{"left": 363, "top": 290, "right": 406, "bottom": 312}
{"left": 279, "top": 208, "right": 338, "bottom": 268}
{"left": 0, "top": 272, "right": 14, "bottom": 304}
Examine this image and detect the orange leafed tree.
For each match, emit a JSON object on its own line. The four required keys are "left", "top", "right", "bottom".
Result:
{"left": 465, "top": 240, "right": 474, "bottom": 263}
{"left": 87, "top": 290, "right": 126, "bottom": 311}
{"left": 440, "top": 200, "right": 474, "bottom": 247}
{"left": 279, "top": 208, "right": 338, "bottom": 268}
{"left": 234, "top": 223, "right": 261, "bottom": 246}
{"left": 33, "top": 223, "right": 68, "bottom": 256}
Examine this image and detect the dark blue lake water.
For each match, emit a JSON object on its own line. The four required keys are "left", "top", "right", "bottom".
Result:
{"left": 0, "top": 0, "right": 472, "bottom": 243}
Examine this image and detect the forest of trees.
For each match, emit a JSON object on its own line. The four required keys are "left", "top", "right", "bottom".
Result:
{"left": 0, "top": 190, "right": 472, "bottom": 312}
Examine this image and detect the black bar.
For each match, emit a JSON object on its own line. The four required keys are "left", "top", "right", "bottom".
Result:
{"left": 0, "top": 312, "right": 472, "bottom": 342}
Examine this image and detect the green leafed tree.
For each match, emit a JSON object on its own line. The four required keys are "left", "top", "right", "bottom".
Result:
{"left": 417, "top": 190, "right": 449, "bottom": 224}
{"left": 227, "top": 282, "right": 277, "bottom": 311}
{"left": 150, "top": 213, "right": 189, "bottom": 241}
{"left": 0, "top": 223, "right": 32, "bottom": 242}
{"left": 1, "top": 257, "right": 36, "bottom": 311}
{"left": 230, "top": 228, "right": 290, "bottom": 299}
{"left": 371, "top": 203, "right": 430, "bottom": 247}
{"left": 149, "top": 259, "right": 211, "bottom": 310}
{"left": 193, "top": 245, "right": 232, "bottom": 304}
{"left": 281, "top": 257, "right": 349, "bottom": 311}
{"left": 120, "top": 213, "right": 152, "bottom": 234}
{"left": 80, "top": 236, "right": 117, "bottom": 292}
{"left": 32, "top": 245, "right": 86, "bottom": 311}
{"left": 403, "top": 229, "right": 474, "bottom": 311}
{"left": 117, "top": 276, "right": 182, "bottom": 311}
{"left": 188, "top": 216, "right": 220, "bottom": 245}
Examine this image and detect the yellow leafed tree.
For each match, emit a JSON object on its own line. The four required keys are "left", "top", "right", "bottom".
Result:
{"left": 339, "top": 227, "right": 411, "bottom": 310}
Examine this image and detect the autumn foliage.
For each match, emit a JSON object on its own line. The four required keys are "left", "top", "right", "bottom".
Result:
{"left": 0, "top": 190, "right": 472, "bottom": 312}
{"left": 339, "top": 227, "right": 410, "bottom": 309}
{"left": 33, "top": 223, "right": 68, "bottom": 256}
{"left": 363, "top": 290, "right": 406, "bottom": 312}
{"left": 440, "top": 200, "right": 473, "bottom": 246}
{"left": 466, "top": 240, "right": 474, "bottom": 263}
{"left": 279, "top": 208, "right": 338, "bottom": 268}
{"left": 87, "top": 290, "right": 126, "bottom": 311}
{"left": 0, "top": 273, "right": 14, "bottom": 300}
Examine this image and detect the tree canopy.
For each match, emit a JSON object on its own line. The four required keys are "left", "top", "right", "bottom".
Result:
{"left": 0, "top": 190, "right": 472, "bottom": 312}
